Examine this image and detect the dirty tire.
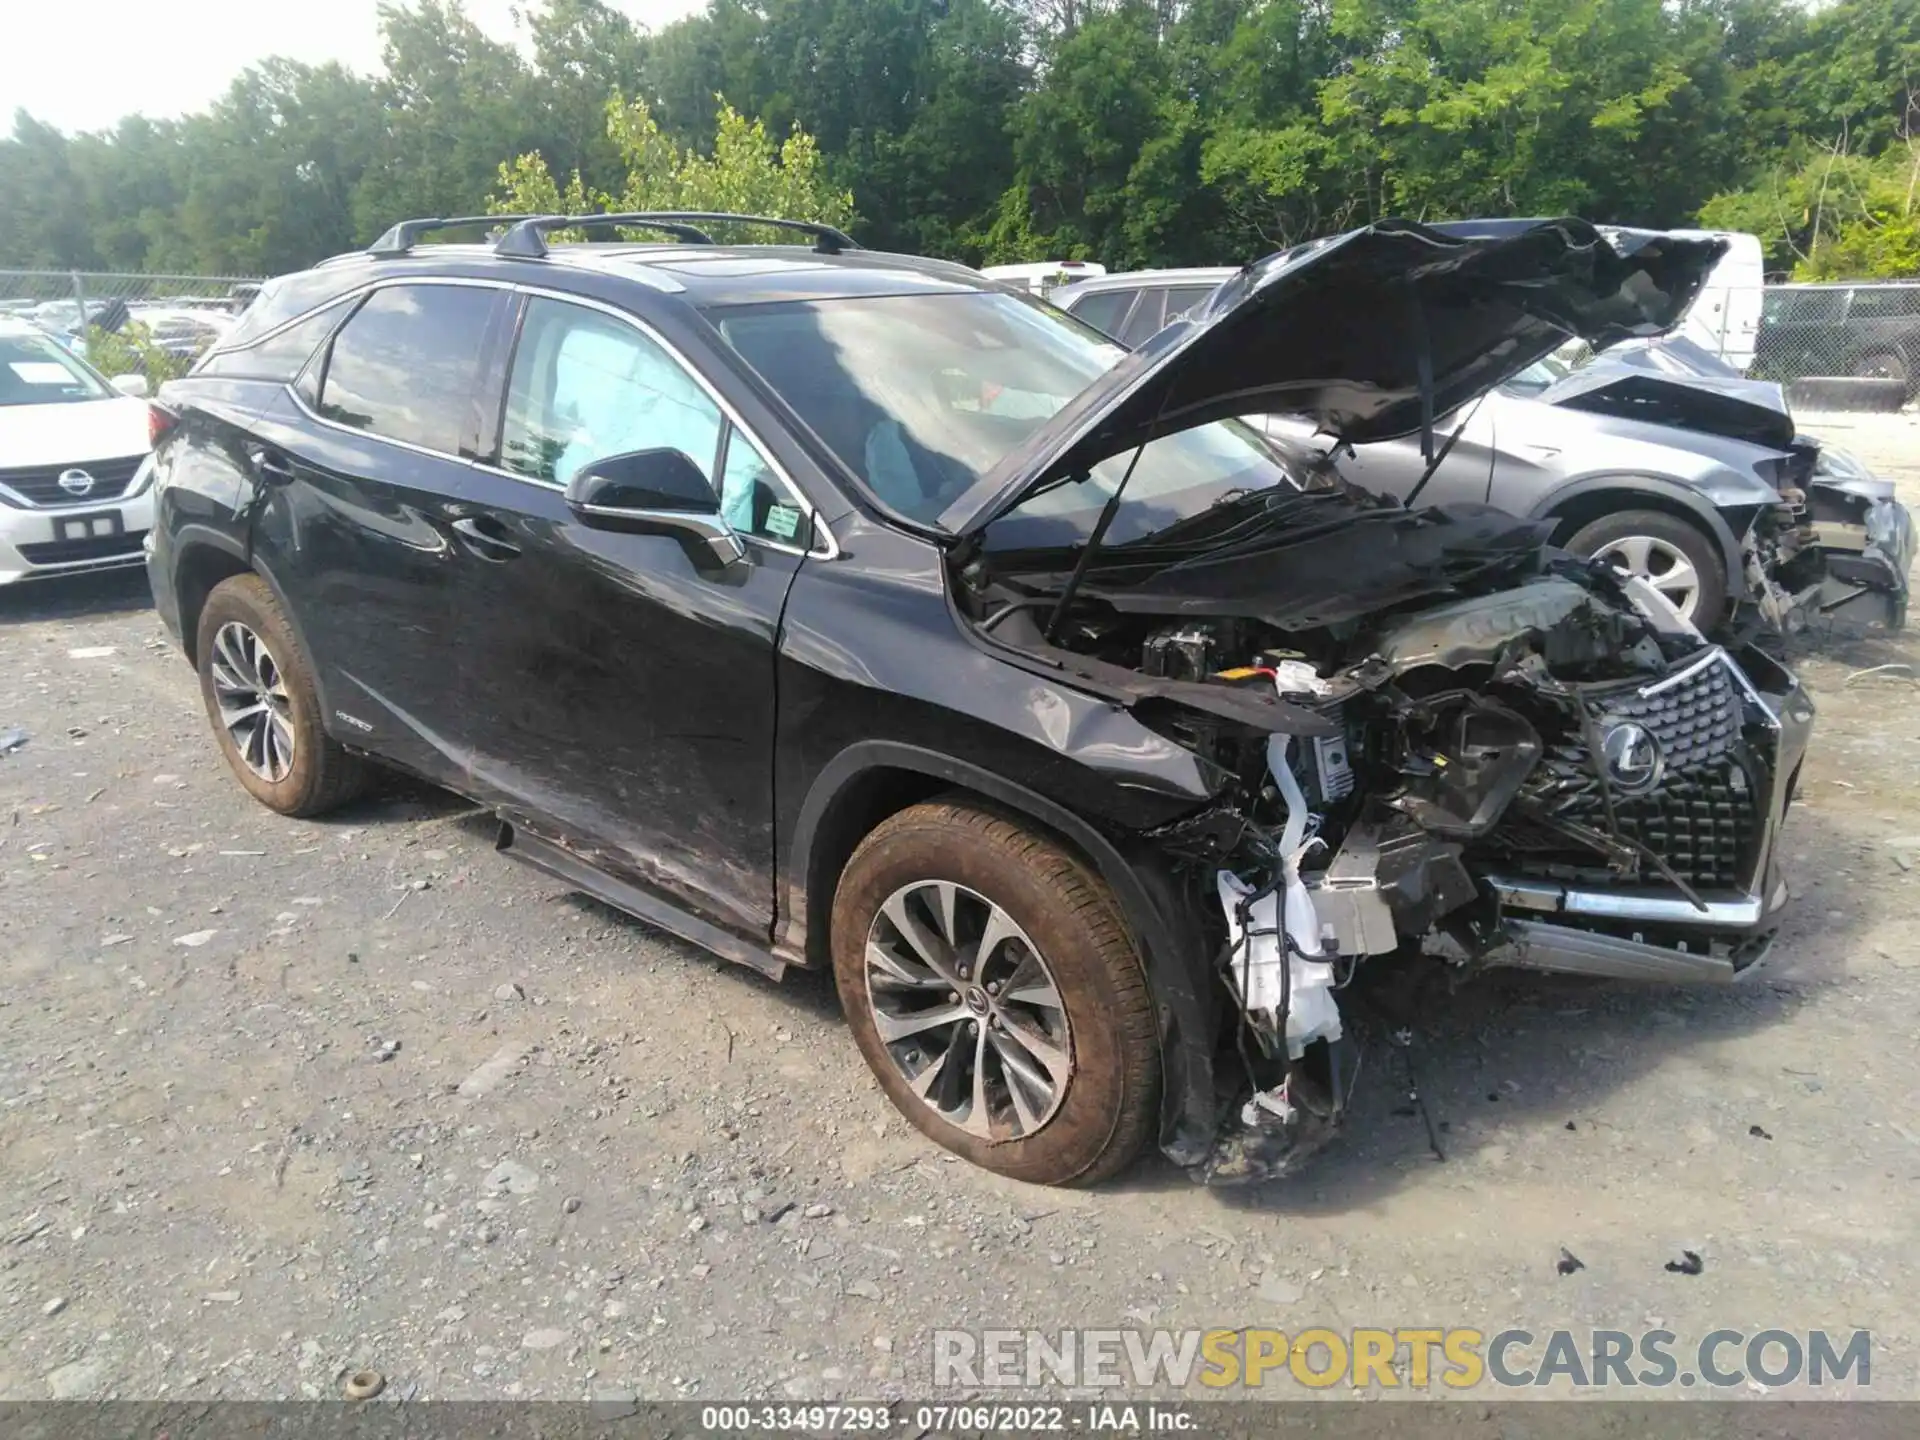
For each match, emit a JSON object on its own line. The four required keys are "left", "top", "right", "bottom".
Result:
{"left": 1565, "top": 507, "right": 1728, "bottom": 633}
{"left": 195, "top": 573, "right": 368, "bottom": 817}
{"left": 831, "top": 800, "right": 1160, "bottom": 1186}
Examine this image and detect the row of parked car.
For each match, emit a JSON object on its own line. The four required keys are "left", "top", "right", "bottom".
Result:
{"left": 0, "top": 294, "right": 247, "bottom": 364}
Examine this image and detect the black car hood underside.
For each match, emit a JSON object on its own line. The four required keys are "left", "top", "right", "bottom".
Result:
{"left": 997, "top": 490, "right": 1557, "bottom": 631}
{"left": 943, "top": 218, "right": 1726, "bottom": 535}
{"left": 1538, "top": 335, "right": 1797, "bottom": 450}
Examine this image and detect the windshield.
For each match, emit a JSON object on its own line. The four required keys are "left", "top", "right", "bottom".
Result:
{"left": 1501, "top": 352, "right": 1574, "bottom": 397}
{"left": 712, "top": 290, "right": 1301, "bottom": 542}
{"left": 0, "top": 332, "right": 112, "bottom": 406}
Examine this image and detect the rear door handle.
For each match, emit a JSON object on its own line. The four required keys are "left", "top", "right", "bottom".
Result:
{"left": 248, "top": 447, "right": 296, "bottom": 485}
{"left": 450, "top": 515, "right": 522, "bottom": 561}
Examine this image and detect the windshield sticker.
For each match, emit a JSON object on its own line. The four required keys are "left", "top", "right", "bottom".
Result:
{"left": 9, "top": 362, "right": 76, "bottom": 385}
{"left": 765, "top": 504, "right": 802, "bottom": 540}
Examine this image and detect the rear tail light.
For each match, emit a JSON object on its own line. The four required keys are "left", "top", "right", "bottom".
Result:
{"left": 148, "top": 403, "right": 179, "bottom": 448}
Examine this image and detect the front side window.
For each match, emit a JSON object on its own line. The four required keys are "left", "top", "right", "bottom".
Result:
{"left": 316, "top": 285, "right": 498, "bottom": 453}
{"left": 714, "top": 290, "right": 1302, "bottom": 543}
{"left": 1763, "top": 290, "right": 1844, "bottom": 325}
{"left": 500, "top": 297, "right": 800, "bottom": 544}
{"left": 0, "top": 331, "right": 112, "bottom": 407}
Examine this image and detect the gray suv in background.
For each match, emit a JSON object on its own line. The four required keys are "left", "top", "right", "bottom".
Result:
{"left": 1053, "top": 268, "right": 1912, "bottom": 634}
{"left": 1756, "top": 281, "right": 1920, "bottom": 389}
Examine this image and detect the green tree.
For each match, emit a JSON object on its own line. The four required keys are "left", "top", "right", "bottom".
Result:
{"left": 8, "top": 0, "right": 1920, "bottom": 283}
{"left": 489, "top": 94, "right": 855, "bottom": 241}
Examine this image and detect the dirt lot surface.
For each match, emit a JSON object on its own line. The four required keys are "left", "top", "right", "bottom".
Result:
{"left": 3, "top": 416, "right": 1918, "bottom": 1406}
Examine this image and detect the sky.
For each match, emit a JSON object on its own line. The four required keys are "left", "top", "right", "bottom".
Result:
{"left": 1, "top": 0, "right": 704, "bottom": 136}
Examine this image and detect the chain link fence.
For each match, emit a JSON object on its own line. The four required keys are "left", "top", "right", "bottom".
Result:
{"left": 1755, "top": 281, "right": 1920, "bottom": 393}
{"left": 0, "top": 269, "right": 264, "bottom": 385}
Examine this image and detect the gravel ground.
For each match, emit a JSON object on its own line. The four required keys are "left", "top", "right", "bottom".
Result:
{"left": 2, "top": 415, "right": 1917, "bottom": 1406}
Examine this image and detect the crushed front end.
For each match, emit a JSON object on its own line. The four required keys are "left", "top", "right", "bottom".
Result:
{"left": 959, "top": 506, "right": 1813, "bottom": 1186}
{"left": 941, "top": 218, "right": 1802, "bottom": 1184}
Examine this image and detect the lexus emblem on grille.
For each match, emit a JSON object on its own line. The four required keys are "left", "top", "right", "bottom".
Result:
{"left": 57, "top": 468, "right": 96, "bottom": 497}
{"left": 1600, "top": 721, "right": 1664, "bottom": 795}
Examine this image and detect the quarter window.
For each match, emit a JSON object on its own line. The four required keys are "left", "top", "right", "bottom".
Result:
{"left": 203, "top": 296, "right": 356, "bottom": 383}
{"left": 501, "top": 297, "right": 802, "bottom": 545}
{"left": 316, "top": 285, "right": 497, "bottom": 453}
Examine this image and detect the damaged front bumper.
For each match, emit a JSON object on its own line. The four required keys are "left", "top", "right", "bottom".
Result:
{"left": 1182, "top": 641, "right": 1814, "bottom": 1186}
{"left": 1765, "top": 474, "right": 1916, "bottom": 633}
{"left": 1806, "top": 482, "right": 1914, "bottom": 630}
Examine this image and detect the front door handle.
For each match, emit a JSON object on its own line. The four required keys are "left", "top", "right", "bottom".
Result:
{"left": 248, "top": 447, "right": 296, "bottom": 485}
{"left": 450, "top": 515, "right": 522, "bottom": 561}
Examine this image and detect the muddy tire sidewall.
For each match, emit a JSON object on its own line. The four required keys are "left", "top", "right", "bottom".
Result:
{"left": 830, "top": 802, "right": 1159, "bottom": 1186}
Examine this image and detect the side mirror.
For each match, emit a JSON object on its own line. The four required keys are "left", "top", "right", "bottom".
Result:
{"left": 564, "top": 448, "right": 744, "bottom": 569}
{"left": 110, "top": 373, "right": 151, "bottom": 399}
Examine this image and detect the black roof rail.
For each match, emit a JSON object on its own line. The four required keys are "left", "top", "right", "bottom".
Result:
{"left": 367, "top": 215, "right": 544, "bottom": 258}
{"left": 493, "top": 212, "right": 721, "bottom": 259}
{"left": 494, "top": 210, "right": 857, "bottom": 259}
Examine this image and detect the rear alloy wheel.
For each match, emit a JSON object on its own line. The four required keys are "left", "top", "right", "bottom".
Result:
{"left": 1566, "top": 508, "right": 1727, "bottom": 632}
{"left": 831, "top": 801, "right": 1160, "bottom": 1186}
{"left": 195, "top": 574, "right": 368, "bottom": 817}
{"left": 209, "top": 621, "right": 295, "bottom": 783}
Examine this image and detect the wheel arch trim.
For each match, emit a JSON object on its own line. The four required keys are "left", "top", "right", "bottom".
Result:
{"left": 207, "top": 544, "right": 336, "bottom": 726}
{"left": 1530, "top": 473, "right": 1751, "bottom": 600}
{"left": 783, "top": 740, "right": 1219, "bottom": 1166}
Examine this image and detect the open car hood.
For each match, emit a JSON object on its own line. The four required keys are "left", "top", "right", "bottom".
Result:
{"left": 1537, "top": 334, "right": 1796, "bottom": 450}
{"left": 942, "top": 218, "right": 1726, "bottom": 536}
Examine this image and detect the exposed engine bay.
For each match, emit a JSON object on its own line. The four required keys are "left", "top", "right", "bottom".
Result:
{"left": 956, "top": 490, "right": 1814, "bottom": 1184}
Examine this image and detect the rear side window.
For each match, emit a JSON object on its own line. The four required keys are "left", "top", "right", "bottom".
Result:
{"left": 199, "top": 297, "right": 355, "bottom": 382}
{"left": 1067, "top": 289, "right": 1133, "bottom": 338}
{"left": 316, "top": 285, "right": 497, "bottom": 454}
{"left": 1117, "top": 290, "right": 1170, "bottom": 347}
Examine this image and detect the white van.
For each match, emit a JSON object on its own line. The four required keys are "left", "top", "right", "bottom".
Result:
{"left": 978, "top": 260, "right": 1108, "bottom": 298}
{"left": 1669, "top": 229, "right": 1764, "bottom": 372}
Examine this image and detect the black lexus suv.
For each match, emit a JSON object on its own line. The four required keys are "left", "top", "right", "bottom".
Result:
{"left": 148, "top": 213, "right": 1814, "bottom": 1186}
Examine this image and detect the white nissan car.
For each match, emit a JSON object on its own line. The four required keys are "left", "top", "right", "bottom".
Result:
{"left": 0, "top": 319, "right": 155, "bottom": 585}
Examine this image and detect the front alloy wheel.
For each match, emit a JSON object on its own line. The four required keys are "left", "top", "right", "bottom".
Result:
{"left": 831, "top": 800, "right": 1160, "bottom": 1186}
{"left": 1565, "top": 507, "right": 1728, "bottom": 632}
{"left": 1590, "top": 533, "right": 1703, "bottom": 620}
{"left": 864, "top": 879, "right": 1073, "bottom": 1140}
